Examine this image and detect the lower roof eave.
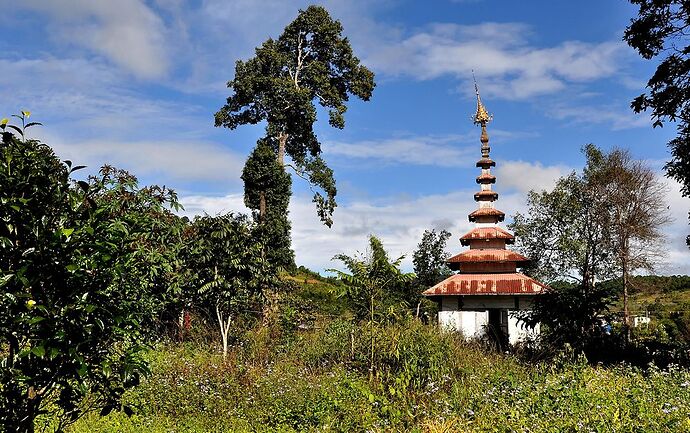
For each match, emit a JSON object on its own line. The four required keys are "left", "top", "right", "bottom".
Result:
{"left": 423, "top": 292, "right": 539, "bottom": 297}
{"left": 421, "top": 272, "right": 549, "bottom": 297}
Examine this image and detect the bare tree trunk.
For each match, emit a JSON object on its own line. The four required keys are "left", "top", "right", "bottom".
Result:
{"left": 622, "top": 255, "right": 630, "bottom": 345}
{"left": 369, "top": 292, "right": 375, "bottom": 380}
{"left": 215, "top": 303, "right": 232, "bottom": 358}
{"left": 259, "top": 191, "right": 266, "bottom": 222}
{"left": 277, "top": 132, "right": 287, "bottom": 166}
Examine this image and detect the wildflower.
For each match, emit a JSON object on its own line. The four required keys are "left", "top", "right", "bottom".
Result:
{"left": 26, "top": 299, "right": 36, "bottom": 309}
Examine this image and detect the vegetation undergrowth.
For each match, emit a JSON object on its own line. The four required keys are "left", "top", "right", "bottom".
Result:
{"left": 65, "top": 320, "right": 690, "bottom": 433}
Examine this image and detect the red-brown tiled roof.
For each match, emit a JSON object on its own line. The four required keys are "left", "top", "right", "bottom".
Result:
{"left": 468, "top": 207, "right": 505, "bottom": 222}
{"left": 476, "top": 157, "right": 496, "bottom": 168}
{"left": 423, "top": 273, "right": 547, "bottom": 296}
{"left": 447, "top": 249, "right": 528, "bottom": 264}
{"left": 459, "top": 227, "right": 515, "bottom": 245}
{"left": 474, "top": 190, "right": 499, "bottom": 201}
{"left": 476, "top": 173, "right": 496, "bottom": 183}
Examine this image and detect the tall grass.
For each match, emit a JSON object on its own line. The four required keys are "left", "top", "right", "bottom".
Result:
{"left": 67, "top": 319, "right": 690, "bottom": 432}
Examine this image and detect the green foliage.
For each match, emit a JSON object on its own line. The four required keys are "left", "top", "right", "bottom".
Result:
{"left": 0, "top": 124, "right": 180, "bottom": 430}
{"left": 624, "top": 0, "right": 690, "bottom": 246}
{"left": 510, "top": 145, "right": 633, "bottom": 350}
{"left": 86, "top": 165, "right": 187, "bottom": 337}
{"left": 242, "top": 139, "right": 294, "bottom": 269}
{"left": 181, "top": 213, "right": 278, "bottom": 355}
{"left": 215, "top": 5, "right": 375, "bottom": 227}
{"left": 66, "top": 322, "right": 690, "bottom": 433}
{"left": 183, "top": 213, "right": 272, "bottom": 316}
{"left": 520, "top": 281, "right": 618, "bottom": 352}
{"left": 412, "top": 229, "right": 452, "bottom": 288}
{"left": 411, "top": 229, "right": 452, "bottom": 319}
{"left": 510, "top": 146, "right": 616, "bottom": 285}
{"left": 329, "top": 235, "right": 415, "bottom": 322}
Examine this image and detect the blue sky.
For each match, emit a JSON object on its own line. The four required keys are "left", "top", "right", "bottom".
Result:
{"left": 1, "top": 0, "right": 688, "bottom": 274}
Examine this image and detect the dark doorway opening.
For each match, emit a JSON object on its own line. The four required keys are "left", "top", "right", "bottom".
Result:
{"left": 487, "top": 309, "right": 509, "bottom": 350}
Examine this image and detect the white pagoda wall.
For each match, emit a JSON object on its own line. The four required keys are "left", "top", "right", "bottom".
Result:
{"left": 437, "top": 295, "right": 539, "bottom": 344}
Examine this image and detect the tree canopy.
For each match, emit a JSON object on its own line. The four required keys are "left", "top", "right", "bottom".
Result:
{"left": 624, "top": 0, "right": 690, "bottom": 246}
{"left": 412, "top": 229, "right": 452, "bottom": 289}
{"left": 242, "top": 138, "right": 294, "bottom": 269}
{"left": 510, "top": 145, "right": 667, "bottom": 349}
{"left": 215, "top": 5, "right": 375, "bottom": 227}
{"left": 181, "top": 213, "right": 276, "bottom": 357}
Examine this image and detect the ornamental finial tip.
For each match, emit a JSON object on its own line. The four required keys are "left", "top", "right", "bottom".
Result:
{"left": 472, "top": 72, "right": 492, "bottom": 126}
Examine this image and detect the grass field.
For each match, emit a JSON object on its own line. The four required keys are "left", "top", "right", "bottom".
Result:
{"left": 59, "top": 320, "right": 690, "bottom": 433}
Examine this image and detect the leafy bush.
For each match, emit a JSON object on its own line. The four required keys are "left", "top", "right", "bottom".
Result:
{"left": 1, "top": 118, "right": 183, "bottom": 431}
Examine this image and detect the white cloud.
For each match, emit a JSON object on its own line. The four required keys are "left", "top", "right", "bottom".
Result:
{"left": 365, "top": 22, "right": 626, "bottom": 100}
{"left": 658, "top": 178, "right": 690, "bottom": 275}
{"left": 495, "top": 160, "right": 572, "bottom": 194}
{"left": 324, "top": 130, "right": 536, "bottom": 167}
{"left": 549, "top": 104, "right": 650, "bottom": 130}
{"left": 0, "top": 57, "right": 209, "bottom": 142}
{"left": 325, "top": 134, "right": 475, "bottom": 167}
{"left": 50, "top": 138, "right": 245, "bottom": 185}
{"left": 17, "top": 0, "right": 170, "bottom": 78}
{"left": 179, "top": 187, "right": 528, "bottom": 273}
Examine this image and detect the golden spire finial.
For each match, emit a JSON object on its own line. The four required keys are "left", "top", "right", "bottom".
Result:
{"left": 472, "top": 72, "right": 492, "bottom": 126}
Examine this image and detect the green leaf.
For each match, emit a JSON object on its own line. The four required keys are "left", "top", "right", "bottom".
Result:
{"left": 0, "top": 274, "right": 13, "bottom": 288}
{"left": 61, "top": 228, "right": 75, "bottom": 237}
{"left": 27, "top": 316, "right": 44, "bottom": 325}
{"left": 7, "top": 125, "right": 22, "bottom": 135}
{"left": 31, "top": 346, "right": 46, "bottom": 358}
{"left": 66, "top": 264, "right": 79, "bottom": 272}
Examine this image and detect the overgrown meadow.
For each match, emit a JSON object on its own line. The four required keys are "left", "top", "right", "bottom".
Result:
{"left": 62, "top": 319, "right": 690, "bottom": 433}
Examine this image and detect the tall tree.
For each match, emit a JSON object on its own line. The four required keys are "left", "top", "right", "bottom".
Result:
{"left": 242, "top": 138, "right": 294, "bottom": 269}
{"left": 411, "top": 229, "right": 452, "bottom": 317}
{"left": 215, "top": 5, "right": 375, "bottom": 227}
{"left": 510, "top": 146, "right": 617, "bottom": 349}
{"left": 511, "top": 145, "right": 669, "bottom": 348}
{"left": 624, "top": 0, "right": 690, "bottom": 246}
{"left": 591, "top": 146, "right": 669, "bottom": 339}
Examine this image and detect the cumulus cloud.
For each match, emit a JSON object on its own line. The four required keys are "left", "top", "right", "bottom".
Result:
{"left": 50, "top": 138, "right": 245, "bottom": 185}
{"left": 495, "top": 160, "right": 572, "bottom": 194}
{"left": 324, "top": 130, "right": 536, "bottom": 167}
{"left": 549, "top": 104, "right": 650, "bottom": 130}
{"left": 657, "top": 178, "right": 690, "bottom": 275}
{"left": 16, "top": 0, "right": 170, "bottom": 78}
{"left": 365, "top": 22, "right": 626, "bottom": 100}
{"left": 179, "top": 188, "right": 528, "bottom": 273}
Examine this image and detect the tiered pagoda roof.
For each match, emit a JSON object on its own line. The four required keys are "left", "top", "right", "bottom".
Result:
{"left": 423, "top": 81, "right": 547, "bottom": 297}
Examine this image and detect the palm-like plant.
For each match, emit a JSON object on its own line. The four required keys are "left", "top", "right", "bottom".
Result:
{"left": 330, "top": 235, "right": 415, "bottom": 376}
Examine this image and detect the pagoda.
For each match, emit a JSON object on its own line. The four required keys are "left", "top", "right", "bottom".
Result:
{"left": 422, "top": 81, "right": 547, "bottom": 345}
